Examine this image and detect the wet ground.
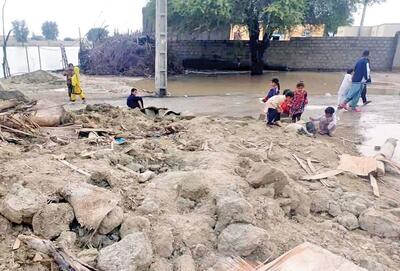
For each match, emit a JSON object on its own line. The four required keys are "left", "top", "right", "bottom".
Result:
{"left": 4, "top": 70, "right": 399, "bottom": 161}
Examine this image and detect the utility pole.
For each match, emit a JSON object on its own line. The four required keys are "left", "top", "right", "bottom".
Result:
{"left": 155, "top": 0, "right": 167, "bottom": 97}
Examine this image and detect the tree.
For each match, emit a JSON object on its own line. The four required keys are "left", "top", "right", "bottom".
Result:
{"left": 41, "top": 21, "right": 58, "bottom": 40}
{"left": 86, "top": 27, "right": 109, "bottom": 44}
{"left": 146, "top": 0, "right": 306, "bottom": 75}
{"left": 305, "top": 0, "right": 359, "bottom": 36}
{"left": 31, "top": 33, "right": 45, "bottom": 41}
{"left": 11, "top": 20, "right": 29, "bottom": 42}
{"left": 357, "top": 0, "right": 386, "bottom": 36}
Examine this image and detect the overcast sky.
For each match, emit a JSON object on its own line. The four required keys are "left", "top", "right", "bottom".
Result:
{"left": 3, "top": 0, "right": 400, "bottom": 39}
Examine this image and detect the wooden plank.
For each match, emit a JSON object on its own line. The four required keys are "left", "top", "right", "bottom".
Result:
{"left": 369, "top": 174, "right": 380, "bottom": 198}
{"left": 57, "top": 159, "right": 91, "bottom": 177}
{"left": 306, "top": 158, "right": 316, "bottom": 173}
{"left": 302, "top": 170, "right": 343, "bottom": 180}
{"left": 293, "top": 154, "right": 311, "bottom": 174}
{"left": 0, "top": 124, "right": 36, "bottom": 137}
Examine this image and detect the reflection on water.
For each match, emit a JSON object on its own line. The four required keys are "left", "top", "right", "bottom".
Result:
{"left": 134, "top": 71, "right": 400, "bottom": 97}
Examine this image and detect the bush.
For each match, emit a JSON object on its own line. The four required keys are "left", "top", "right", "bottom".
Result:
{"left": 63, "top": 37, "right": 75, "bottom": 41}
{"left": 31, "top": 35, "right": 45, "bottom": 41}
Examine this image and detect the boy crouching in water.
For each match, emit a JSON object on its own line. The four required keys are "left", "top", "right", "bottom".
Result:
{"left": 310, "top": 107, "right": 337, "bottom": 136}
{"left": 265, "top": 90, "right": 294, "bottom": 126}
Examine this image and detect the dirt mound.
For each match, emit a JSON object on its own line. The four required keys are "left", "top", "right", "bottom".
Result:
{"left": 0, "top": 105, "right": 399, "bottom": 271}
{"left": 8, "top": 70, "right": 62, "bottom": 85}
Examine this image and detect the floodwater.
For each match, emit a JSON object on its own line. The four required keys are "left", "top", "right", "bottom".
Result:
{"left": 134, "top": 71, "right": 400, "bottom": 96}
{"left": 0, "top": 46, "right": 79, "bottom": 77}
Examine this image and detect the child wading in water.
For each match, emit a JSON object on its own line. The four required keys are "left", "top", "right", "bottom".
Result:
{"left": 310, "top": 107, "right": 337, "bottom": 136}
{"left": 262, "top": 78, "right": 280, "bottom": 103}
{"left": 265, "top": 91, "right": 294, "bottom": 126}
{"left": 337, "top": 69, "right": 353, "bottom": 107}
{"left": 290, "top": 82, "right": 308, "bottom": 122}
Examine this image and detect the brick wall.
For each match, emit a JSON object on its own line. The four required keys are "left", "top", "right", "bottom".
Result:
{"left": 169, "top": 36, "right": 400, "bottom": 71}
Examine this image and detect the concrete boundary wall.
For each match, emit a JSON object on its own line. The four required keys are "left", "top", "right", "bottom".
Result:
{"left": 169, "top": 35, "right": 400, "bottom": 71}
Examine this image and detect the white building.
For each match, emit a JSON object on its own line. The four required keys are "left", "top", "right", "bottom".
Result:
{"left": 337, "top": 23, "right": 400, "bottom": 37}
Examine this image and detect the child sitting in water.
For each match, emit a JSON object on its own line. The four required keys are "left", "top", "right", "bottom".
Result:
{"left": 337, "top": 69, "right": 353, "bottom": 107}
{"left": 310, "top": 107, "right": 337, "bottom": 136}
{"left": 262, "top": 78, "right": 280, "bottom": 103}
{"left": 265, "top": 90, "right": 294, "bottom": 126}
{"left": 290, "top": 82, "right": 308, "bottom": 123}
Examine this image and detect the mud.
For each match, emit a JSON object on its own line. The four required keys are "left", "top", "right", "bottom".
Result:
{"left": 0, "top": 104, "right": 400, "bottom": 270}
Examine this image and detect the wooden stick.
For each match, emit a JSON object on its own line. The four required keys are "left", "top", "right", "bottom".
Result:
{"left": 302, "top": 170, "right": 343, "bottom": 180}
{"left": 57, "top": 159, "right": 91, "bottom": 177}
{"left": 17, "top": 235, "right": 98, "bottom": 271}
{"left": 268, "top": 142, "right": 273, "bottom": 157}
{"left": 369, "top": 174, "right": 380, "bottom": 197}
{"left": 306, "top": 158, "right": 316, "bottom": 173}
{"left": 293, "top": 154, "right": 311, "bottom": 174}
{"left": 0, "top": 124, "right": 36, "bottom": 137}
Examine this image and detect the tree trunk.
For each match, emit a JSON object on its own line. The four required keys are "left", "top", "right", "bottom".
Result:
{"left": 248, "top": 21, "right": 270, "bottom": 76}
{"left": 358, "top": 0, "right": 368, "bottom": 37}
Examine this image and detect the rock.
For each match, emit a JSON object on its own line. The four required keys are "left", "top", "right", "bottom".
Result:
{"left": 310, "top": 192, "right": 331, "bottom": 213}
{"left": 32, "top": 203, "right": 74, "bottom": 239}
{"left": 97, "top": 232, "right": 153, "bottom": 271}
{"left": 246, "top": 164, "right": 290, "bottom": 190}
{"left": 0, "top": 184, "right": 46, "bottom": 224}
{"left": 193, "top": 244, "right": 218, "bottom": 270}
{"left": 139, "top": 171, "right": 156, "bottom": 183}
{"left": 78, "top": 248, "right": 98, "bottom": 266}
{"left": 282, "top": 183, "right": 311, "bottom": 217}
{"left": 0, "top": 215, "right": 10, "bottom": 235}
{"left": 328, "top": 202, "right": 342, "bottom": 217}
{"left": 359, "top": 208, "right": 400, "bottom": 238}
{"left": 175, "top": 255, "right": 196, "bottom": 271}
{"left": 137, "top": 199, "right": 160, "bottom": 215}
{"left": 339, "top": 193, "right": 370, "bottom": 217}
{"left": 337, "top": 212, "right": 359, "bottom": 230}
{"left": 218, "top": 223, "right": 268, "bottom": 257}
{"left": 150, "top": 258, "right": 173, "bottom": 271}
{"left": 120, "top": 215, "right": 151, "bottom": 239}
{"left": 215, "top": 193, "right": 254, "bottom": 232}
{"left": 56, "top": 231, "right": 77, "bottom": 248}
{"left": 152, "top": 225, "right": 174, "bottom": 258}
{"left": 180, "top": 175, "right": 209, "bottom": 201}
{"left": 98, "top": 206, "right": 124, "bottom": 235}
{"left": 126, "top": 162, "right": 145, "bottom": 173}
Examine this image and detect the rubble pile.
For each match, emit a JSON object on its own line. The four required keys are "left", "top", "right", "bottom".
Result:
{"left": 0, "top": 104, "right": 399, "bottom": 271}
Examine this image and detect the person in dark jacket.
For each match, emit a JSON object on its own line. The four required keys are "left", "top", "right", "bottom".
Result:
{"left": 339, "top": 50, "right": 371, "bottom": 112}
{"left": 127, "top": 88, "right": 144, "bottom": 110}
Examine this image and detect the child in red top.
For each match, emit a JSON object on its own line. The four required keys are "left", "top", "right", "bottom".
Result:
{"left": 280, "top": 89, "right": 292, "bottom": 117}
{"left": 290, "top": 82, "right": 308, "bottom": 122}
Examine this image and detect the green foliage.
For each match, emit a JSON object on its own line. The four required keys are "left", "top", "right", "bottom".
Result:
{"left": 11, "top": 20, "right": 29, "bottom": 42}
{"left": 31, "top": 33, "right": 45, "bottom": 41}
{"left": 87, "top": 27, "right": 109, "bottom": 43}
{"left": 41, "top": 21, "right": 59, "bottom": 40}
{"left": 63, "top": 37, "right": 75, "bottom": 41}
{"left": 305, "top": 0, "right": 358, "bottom": 34}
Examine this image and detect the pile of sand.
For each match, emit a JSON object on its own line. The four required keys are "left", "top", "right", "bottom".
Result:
{"left": 8, "top": 70, "right": 63, "bottom": 85}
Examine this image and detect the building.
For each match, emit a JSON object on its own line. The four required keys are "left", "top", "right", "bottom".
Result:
{"left": 337, "top": 23, "right": 400, "bottom": 37}
{"left": 230, "top": 24, "right": 324, "bottom": 41}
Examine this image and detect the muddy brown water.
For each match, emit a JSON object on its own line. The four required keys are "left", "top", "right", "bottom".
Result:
{"left": 134, "top": 71, "right": 400, "bottom": 96}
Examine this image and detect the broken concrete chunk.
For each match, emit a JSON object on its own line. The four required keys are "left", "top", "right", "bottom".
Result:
{"left": 310, "top": 192, "right": 331, "bottom": 213}
{"left": 337, "top": 212, "right": 359, "bottom": 231}
{"left": 97, "top": 232, "right": 153, "bottom": 271}
{"left": 218, "top": 223, "right": 268, "bottom": 257}
{"left": 359, "top": 208, "right": 400, "bottom": 238}
{"left": 120, "top": 215, "right": 151, "bottom": 239}
{"left": 0, "top": 184, "right": 46, "bottom": 224}
{"left": 215, "top": 193, "right": 254, "bottom": 232}
{"left": 32, "top": 203, "right": 74, "bottom": 239}
{"left": 56, "top": 231, "right": 77, "bottom": 248}
{"left": 339, "top": 194, "right": 371, "bottom": 217}
{"left": 98, "top": 206, "right": 124, "bottom": 235}
{"left": 174, "top": 254, "right": 196, "bottom": 271}
{"left": 61, "top": 182, "right": 120, "bottom": 230}
{"left": 246, "top": 163, "right": 290, "bottom": 189}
